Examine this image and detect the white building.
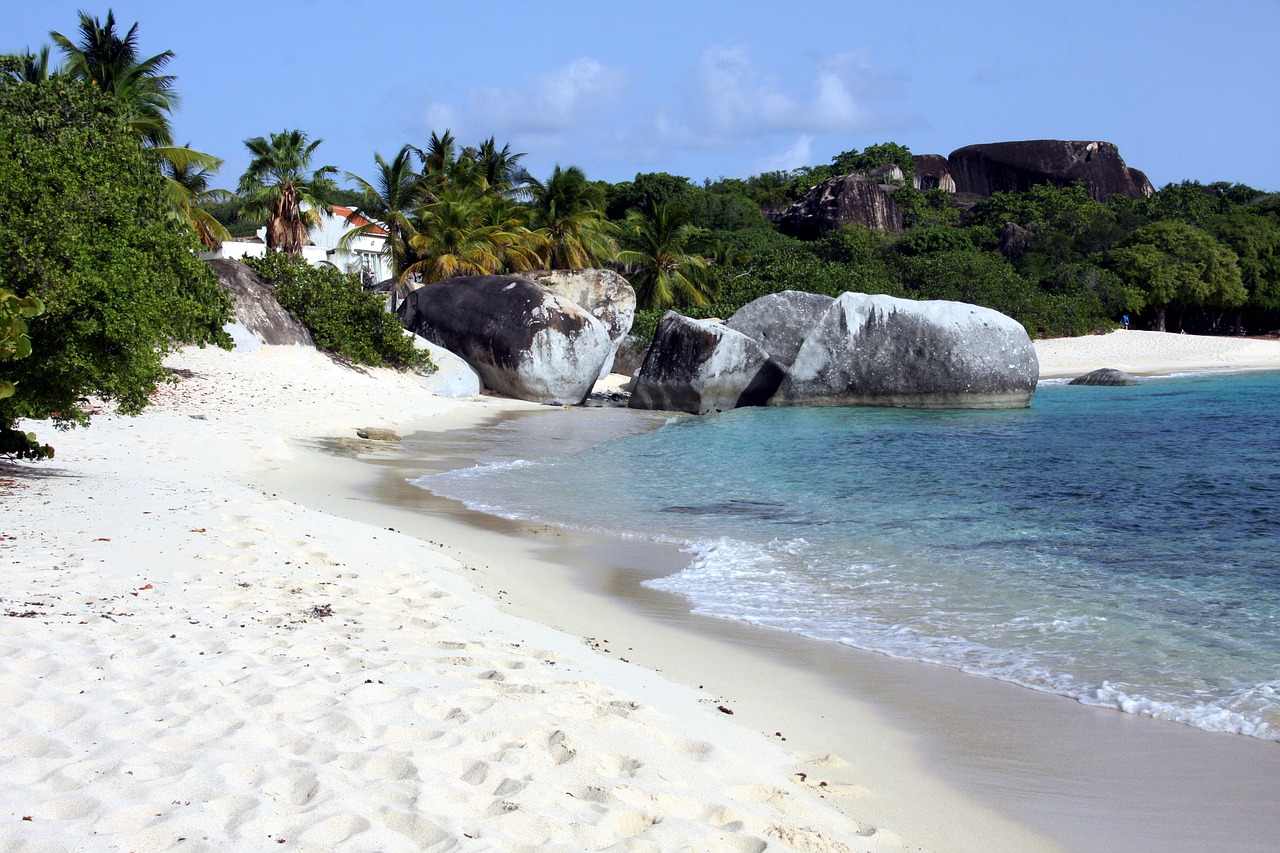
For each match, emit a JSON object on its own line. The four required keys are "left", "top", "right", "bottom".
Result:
{"left": 200, "top": 205, "right": 390, "bottom": 286}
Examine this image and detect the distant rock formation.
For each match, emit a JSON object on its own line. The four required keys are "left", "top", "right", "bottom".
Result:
{"left": 776, "top": 174, "right": 904, "bottom": 238}
{"left": 911, "top": 154, "right": 956, "bottom": 193}
{"left": 775, "top": 293, "right": 1039, "bottom": 409}
{"left": 398, "top": 275, "right": 612, "bottom": 405}
{"left": 1069, "top": 367, "right": 1141, "bottom": 386}
{"left": 628, "top": 313, "right": 785, "bottom": 414}
{"left": 947, "top": 140, "right": 1154, "bottom": 202}
{"left": 520, "top": 269, "right": 636, "bottom": 379}
{"left": 996, "top": 222, "right": 1034, "bottom": 258}
{"left": 206, "top": 259, "right": 314, "bottom": 348}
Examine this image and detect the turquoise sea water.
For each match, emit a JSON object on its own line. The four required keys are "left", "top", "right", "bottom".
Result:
{"left": 412, "top": 371, "right": 1280, "bottom": 740}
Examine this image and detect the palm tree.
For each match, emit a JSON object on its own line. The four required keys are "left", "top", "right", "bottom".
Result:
{"left": 474, "top": 137, "right": 529, "bottom": 198}
{"left": 158, "top": 145, "right": 233, "bottom": 248}
{"left": 617, "top": 201, "right": 718, "bottom": 310}
{"left": 403, "top": 187, "right": 543, "bottom": 285}
{"left": 525, "top": 165, "right": 618, "bottom": 269}
{"left": 3, "top": 46, "right": 56, "bottom": 84}
{"left": 238, "top": 129, "right": 338, "bottom": 255}
{"left": 51, "top": 10, "right": 178, "bottom": 146}
{"left": 342, "top": 145, "right": 422, "bottom": 278}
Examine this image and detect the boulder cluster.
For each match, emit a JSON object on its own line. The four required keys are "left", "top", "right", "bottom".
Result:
{"left": 209, "top": 260, "right": 1039, "bottom": 413}
{"left": 629, "top": 291, "right": 1039, "bottom": 413}
{"left": 775, "top": 139, "right": 1153, "bottom": 239}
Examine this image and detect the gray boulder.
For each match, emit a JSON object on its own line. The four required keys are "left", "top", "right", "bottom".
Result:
{"left": 776, "top": 174, "right": 904, "bottom": 237}
{"left": 629, "top": 313, "right": 785, "bottom": 414}
{"left": 398, "top": 275, "right": 611, "bottom": 405}
{"left": 1069, "top": 367, "right": 1140, "bottom": 386}
{"left": 726, "top": 291, "right": 836, "bottom": 368}
{"left": 521, "top": 269, "right": 637, "bottom": 378}
{"left": 406, "top": 333, "right": 483, "bottom": 397}
{"left": 776, "top": 293, "right": 1038, "bottom": 409}
{"left": 948, "top": 140, "right": 1153, "bottom": 202}
{"left": 611, "top": 333, "right": 650, "bottom": 378}
{"left": 206, "top": 258, "right": 314, "bottom": 348}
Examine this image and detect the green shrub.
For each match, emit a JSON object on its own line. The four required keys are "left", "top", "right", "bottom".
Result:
{"left": 0, "top": 77, "right": 231, "bottom": 462}
{"left": 246, "top": 252, "right": 431, "bottom": 371}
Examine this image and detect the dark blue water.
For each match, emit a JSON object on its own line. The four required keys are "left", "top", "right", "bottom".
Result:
{"left": 413, "top": 372, "right": 1280, "bottom": 739}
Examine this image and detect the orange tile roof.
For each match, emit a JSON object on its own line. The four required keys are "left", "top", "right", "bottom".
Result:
{"left": 332, "top": 205, "right": 388, "bottom": 236}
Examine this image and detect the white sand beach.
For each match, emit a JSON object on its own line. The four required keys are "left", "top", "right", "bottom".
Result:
{"left": 0, "top": 345, "right": 931, "bottom": 853}
{"left": 1035, "top": 329, "right": 1280, "bottom": 378}
{"left": 4, "top": 332, "right": 1280, "bottom": 852}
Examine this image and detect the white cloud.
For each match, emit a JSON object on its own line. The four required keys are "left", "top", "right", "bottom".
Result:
{"left": 754, "top": 134, "right": 815, "bottom": 173}
{"left": 471, "top": 58, "right": 628, "bottom": 135}
{"left": 690, "top": 46, "right": 894, "bottom": 138}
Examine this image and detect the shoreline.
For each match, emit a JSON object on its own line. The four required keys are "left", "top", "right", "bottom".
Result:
{"left": 291, "top": 391, "right": 1280, "bottom": 853}
{"left": 256, "top": 410, "right": 1057, "bottom": 853}
{"left": 3, "top": 331, "right": 1278, "bottom": 851}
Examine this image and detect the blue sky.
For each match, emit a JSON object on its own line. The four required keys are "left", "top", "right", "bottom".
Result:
{"left": 9, "top": 1, "right": 1280, "bottom": 193}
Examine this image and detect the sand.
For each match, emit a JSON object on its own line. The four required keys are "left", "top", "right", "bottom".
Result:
{"left": 1034, "top": 329, "right": 1280, "bottom": 379}
{"left": 3, "top": 331, "right": 1278, "bottom": 852}
{"left": 1, "top": 346, "right": 921, "bottom": 853}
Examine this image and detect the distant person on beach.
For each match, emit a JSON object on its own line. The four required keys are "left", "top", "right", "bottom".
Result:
{"left": 1122, "top": 314, "right": 1130, "bottom": 330}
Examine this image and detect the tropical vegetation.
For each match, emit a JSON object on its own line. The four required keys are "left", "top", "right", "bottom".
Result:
{"left": 244, "top": 252, "right": 430, "bottom": 371}
{"left": 4, "top": 9, "right": 1280, "bottom": 461}
{"left": 0, "top": 71, "right": 231, "bottom": 458}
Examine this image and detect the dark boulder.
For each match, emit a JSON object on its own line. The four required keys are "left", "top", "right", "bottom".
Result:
{"left": 912, "top": 154, "right": 956, "bottom": 193}
{"left": 1069, "top": 367, "right": 1140, "bottom": 386}
{"left": 206, "top": 258, "right": 314, "bottom": 347}
{"left": 398, "top": 275, "right": 611, "bottom": 405}
{"left": 948, "top": 140, "right": 1153, "bottom": 202}
{"left": 996, "top": 222, "right": 1034, "bottom": 258}
{"left": 775, "top": 293, "right": 1038, "bottom": 409}
{"left": 629, "top": 313, "right": 785, "bottom": 414}
{"left": 776, "top": 174, "right": 904, "bottom": 238}
{"left": 520, "top": 269, "right": 636, "bottom": 378}
{"left": 725, "top": 291, "right": 836, "bottom": 368}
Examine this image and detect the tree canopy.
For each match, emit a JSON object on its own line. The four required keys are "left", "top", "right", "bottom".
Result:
{"left": 238, "top": 129, "right": 339, "bottom": 254}
{"left": 0, "top": 77, "right": 231, "bottom": 453}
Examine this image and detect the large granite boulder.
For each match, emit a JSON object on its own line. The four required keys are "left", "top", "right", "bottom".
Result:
{"left": 629, "top": 313, "right": 786, "bottom": 414}
{"left": 775, "top": 293, "right": 1038, "bottom": 409}
{"left": 948, "top": 140, "right": 1154, "bottom": 202}
{"left": 725, "top": 291, "right": 835, "bottom": 368}
{"left": 206, "top": 258, "right": 314, "bottom": 349}
{"left": 398, "top": 275, "right": 612, "bottom": 405}
{"left": 776, "top": 174, "right": 904, "bottom": 238}
{"left": 912, "top": 154, "right": 956, "bottom": 193}
{"left": 1069, "top": 367, "right": 1140, "bottom": 386}
{"left": 520, "top": 269, "right": 636, "bottom": 379}
{"left": 405, "top": 333, "right": 483, "bottom": 397}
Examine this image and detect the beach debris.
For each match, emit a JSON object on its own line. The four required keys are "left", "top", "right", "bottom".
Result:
{"left": 306, "top": 603, "right": 334, "bottom": 619}
{"left": 355, "top": 427, "right": 400, "bottom": 441}
{"left": 717, "top": 705, "right": 735, "bottom": 715}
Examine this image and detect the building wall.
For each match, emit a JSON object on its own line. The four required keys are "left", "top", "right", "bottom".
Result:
{"left": 199, "top": 207, "right": 389, "bottom": 284}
